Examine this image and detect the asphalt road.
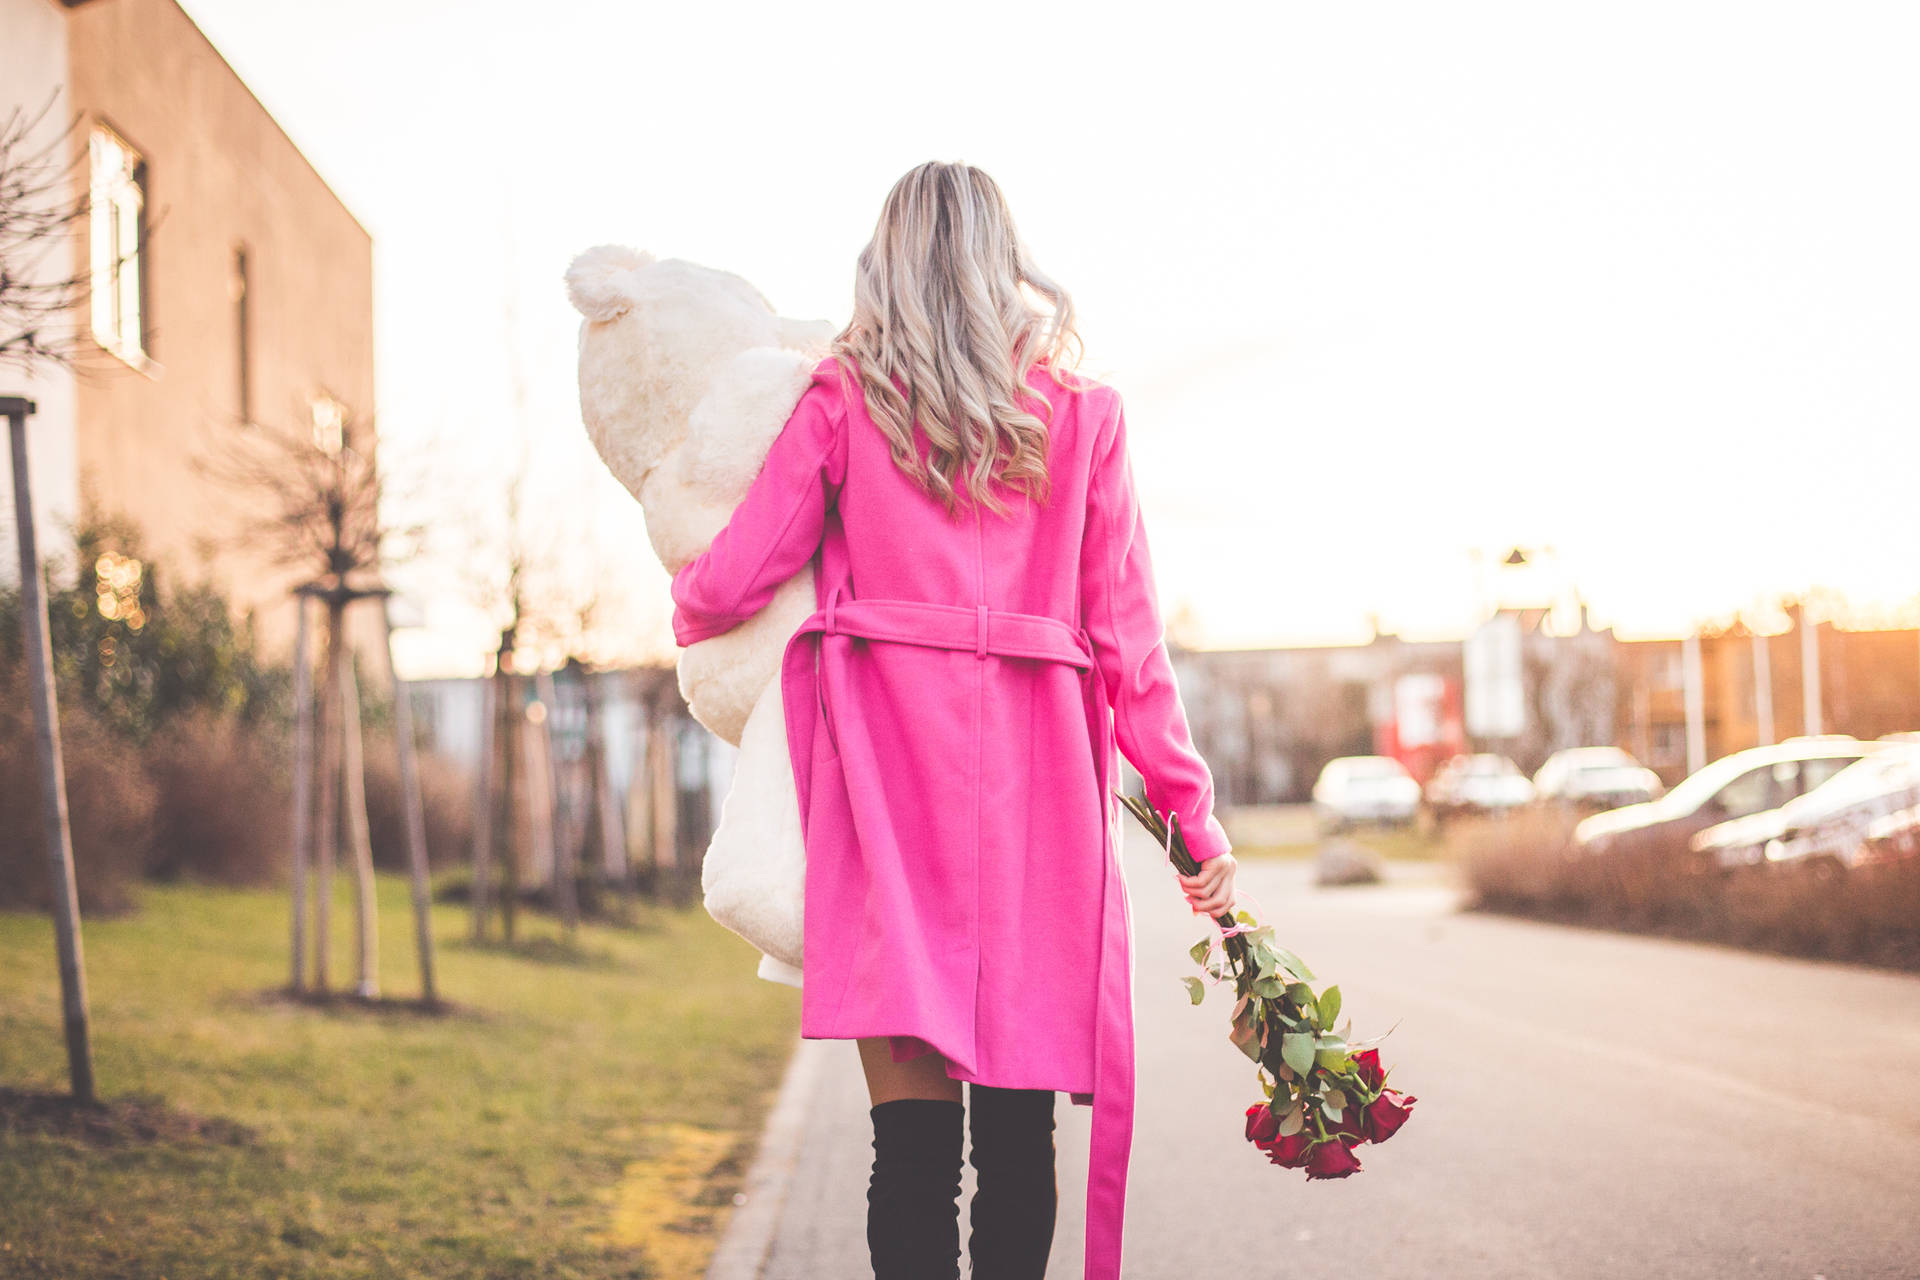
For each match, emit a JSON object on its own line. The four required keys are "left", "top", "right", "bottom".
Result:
{"left": 753, "top": 823, "right": 1920, "bottom": 1279}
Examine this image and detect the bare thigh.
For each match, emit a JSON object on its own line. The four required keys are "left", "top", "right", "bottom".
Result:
{"left": 858, "top": 1037, "right": 964, "bottom": 1106}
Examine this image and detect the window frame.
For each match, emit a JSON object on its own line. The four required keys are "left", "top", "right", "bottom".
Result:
{"left": 88, "top": 121, "right": 152, "bottom": 369}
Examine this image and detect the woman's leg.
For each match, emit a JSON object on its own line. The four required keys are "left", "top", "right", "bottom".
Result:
{"left": 967, "top": 1083, "right": 1058, "bottom": 1279}
{"left": 859, "top": 1038, "right": 964, "bottom": 1280}
{"left": 858, "top": 1036, "right": 965, "bottom": 1105}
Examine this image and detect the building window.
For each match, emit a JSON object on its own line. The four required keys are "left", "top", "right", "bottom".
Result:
{"left": 89, "top": 124, "right": 147, "bottom": 364}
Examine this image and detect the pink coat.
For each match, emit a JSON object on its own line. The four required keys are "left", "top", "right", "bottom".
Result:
{"left": 671, "top": 356, "right": 1230, "bottom": 1279}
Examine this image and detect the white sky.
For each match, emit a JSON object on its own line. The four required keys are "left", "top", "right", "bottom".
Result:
{"left": 177, "top": 0, "right": 1920, "bottom": 675}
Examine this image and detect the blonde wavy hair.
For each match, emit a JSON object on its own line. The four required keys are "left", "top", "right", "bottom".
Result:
{"left": 831, "top": 161, "right": 1083, "bottom": 517}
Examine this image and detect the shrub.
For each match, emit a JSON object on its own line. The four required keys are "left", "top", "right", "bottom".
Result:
{"left": 143, "top": 712, "right": 291, "bottom": 886}
{"left": 0, "top": 519, "right": 287, "bottom": 744}
{"left": 1451, "top": 804, "right": 1920, "bottom": 969}
{"left": 362, "top": 742, "right": 475, "bottom": 872}
{"left": 0, "top": 666, "right": 154, "bottom": 914}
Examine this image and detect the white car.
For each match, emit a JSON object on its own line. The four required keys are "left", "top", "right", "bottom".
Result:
{"left": 1312, "top": 756, "right": 1422, "bottom": 830}
{"left": 1533, "top": 746, "right": 1663, "bottom": 810}
{"left": 1425, "top": 753, "right": 1536, "bottom": 817}
{"left": 1692, "top": 745, "right": 1920, "bottom": 871}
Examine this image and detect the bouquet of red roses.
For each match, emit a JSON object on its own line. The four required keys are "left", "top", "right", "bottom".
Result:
{"left": 1120, "top": 796, "right": 1416, "bottom": 1179}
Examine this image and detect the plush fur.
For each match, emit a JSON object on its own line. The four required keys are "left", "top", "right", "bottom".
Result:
{"left": 567, "top": 247, "right": 827, "bottom": 981}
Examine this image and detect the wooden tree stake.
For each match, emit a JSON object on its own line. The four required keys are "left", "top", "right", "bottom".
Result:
{"left": 6, "top": 397, "right": 95, "bottom": 1103}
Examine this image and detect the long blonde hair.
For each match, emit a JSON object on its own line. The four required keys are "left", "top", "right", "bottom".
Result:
{"left": 831, "top": 162, "right": 1082, "bottom": 517}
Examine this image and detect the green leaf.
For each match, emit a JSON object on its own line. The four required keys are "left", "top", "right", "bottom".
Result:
{"left": 1280, "top": 1032, "right": 1316, "bottom": 1078}
{"left": 1181, "top": 976, "right": 1205, "bottom": 1005}
{"left": 1270, "top": 945, "right": 1317, "bottom": 982}
{"left": 1321, "top": 1095, "right": 1344, "bottom": 1121}
{"left": 1277, "top": 1102, "right": 1304, "bottom": 1137}
{"left": 1189, "top": 938, "right": 1212, "bottom": 965}
{"left": 1234, "top": 909, "right": 1257, "bottom": 926}
{"left": 1315, "top": 1046, "right": 1351, "bottom": 1071}
{"left": 1252, "top": 975, "right": 1287, "bottom": 1000}
{"left": 1319, "top": 985, "right": 1342, "bottom": 1028}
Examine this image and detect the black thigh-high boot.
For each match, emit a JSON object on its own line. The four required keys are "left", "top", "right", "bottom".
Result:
{"left": 867, "top": 1098, "right": 964, "bottom": 1280}
{"left": 967, "top": 1084, "right": 1058, "bottom": 1279}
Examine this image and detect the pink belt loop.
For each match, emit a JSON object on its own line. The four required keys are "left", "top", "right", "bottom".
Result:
{"left": 975, "top": 604, "right": 989, "bottom": 658}
{"left": 824, "top": 587, "right": 840, "bottom": 637}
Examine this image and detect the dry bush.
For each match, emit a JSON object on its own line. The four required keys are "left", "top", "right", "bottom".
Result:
{"left": 1449, "top": 806, "right": 1583, "bottom": 910}
{"left": 0, "top": 668, "right": 155, "bottom": 914}
{"left": 362, "top": 743, "right": 474, "bottom": 872}
{"left": 1450, "top": 801, "right": 1920, "bottom": 969}
{"left": 143, "top": 712, "right": 291, "bottom": 886}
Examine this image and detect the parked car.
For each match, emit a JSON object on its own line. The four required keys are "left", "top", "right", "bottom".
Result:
{"left": 1532, "top": 746, "right": 1663, "bottom": 810}
{"left": 1572, "top": 737, "right": 1880, "bottom": 860}
{"left": 1312, "top": 756, "right": 1422, "bottom": 830}
{"left": 1424, "top": 753, "right": 1535, "bottom": 820}
{"left": 1691, "top": 745, "right": 1920, "bottom": 871}
{"left": 1863, "top": 804, "right": 1920, "bottom": 864}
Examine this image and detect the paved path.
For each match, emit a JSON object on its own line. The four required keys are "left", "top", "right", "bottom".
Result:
{"left": 743, "top": 825, "right": 1920, "bottom": 1279}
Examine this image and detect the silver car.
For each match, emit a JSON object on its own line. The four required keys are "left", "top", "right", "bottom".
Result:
{"left": 1312, "top": 755, "right": 1422, "bottom": 831}
{"left": 1533, "top": 746, "right": 1663, "bottom": 811}
{"left": 1692, "top": 745, "right": 1920, "bottom": 871}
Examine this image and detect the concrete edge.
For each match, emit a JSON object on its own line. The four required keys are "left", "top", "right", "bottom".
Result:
{"left": 705, "top": 1035, "right": 830, "bottom": 1280}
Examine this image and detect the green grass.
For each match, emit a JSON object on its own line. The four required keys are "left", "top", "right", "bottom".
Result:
{"left": 0, "top": 873, "right": 800, "bottom": 1279}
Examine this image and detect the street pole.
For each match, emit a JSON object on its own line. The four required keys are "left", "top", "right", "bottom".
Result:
{"left": 1799, "top": 605, "right": 1823, "bottom": 737}
{"left": 288, "top": 590, "right": 314, "bottom": 992}
{"left": 1682, "top": 632, "right": 1706, "bottom": 775}
{"left": 6, "top": 396, "right": 96, "bottom": 1104}
{"left": 1751, "top": 629, "right": 1774, "bottom": 748}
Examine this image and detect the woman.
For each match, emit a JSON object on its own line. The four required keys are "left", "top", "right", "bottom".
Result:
{"left": 669, "top": 161, "right": 1235, "bottom": 1280}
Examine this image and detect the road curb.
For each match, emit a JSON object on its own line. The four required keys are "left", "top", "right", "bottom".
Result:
{"left": 705, "top": 1035, "right": 830, "bottom": 1280}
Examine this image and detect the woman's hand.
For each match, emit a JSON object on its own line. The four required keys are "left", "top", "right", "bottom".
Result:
{"left": 1177, "top": 851, "right": 1237, "bottom": 918}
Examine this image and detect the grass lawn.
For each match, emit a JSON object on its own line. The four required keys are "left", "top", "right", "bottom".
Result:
{"left": 0, "top": 873, "right": 800, "bottom": 1279}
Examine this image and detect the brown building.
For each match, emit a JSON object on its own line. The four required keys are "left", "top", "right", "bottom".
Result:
{"left": 2, "top": 0, "right": 374, "bottom": 640}
{"left": 1618, "top": 618, "right": 1920, "bottom": 781}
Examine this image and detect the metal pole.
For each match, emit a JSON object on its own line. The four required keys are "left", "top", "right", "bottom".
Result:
{"left": 468, "top": 669, "right": 496, "bottom": 942}
{"left": 1681, "top": 633, "right": 1706, "bottom": 775}
{"left": 6, "top": 397, "right": 96, "bottom": 1104}
{"left": 1751, "top": 629, "right": 1774, "bottom": 748}
{"left": 288, "top": 591, "right": 314, "bottom": 992}
{"left": 1799, "top": 605, "right": 1823, "bottom": 737}
{"left": 380, "top": 602, "right": 438, "bottom": 1005}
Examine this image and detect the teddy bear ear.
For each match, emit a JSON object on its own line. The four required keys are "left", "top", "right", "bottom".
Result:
{"left": 566, "top": 245, "right": 656, "bottom": 322}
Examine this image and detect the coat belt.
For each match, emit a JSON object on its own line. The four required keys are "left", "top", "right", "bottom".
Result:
{"left": 786, "top": 587, "right": 1135, "bottom": 1280}
{"left": 794, "top": 588, "right": 1096, "bottom": 669}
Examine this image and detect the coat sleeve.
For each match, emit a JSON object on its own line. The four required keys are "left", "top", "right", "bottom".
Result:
{"left": 1078, "top": 389, "right": 1233, "bottom": 863}
{"left": 669, "top": 377, "right": 846, "bottom": 647}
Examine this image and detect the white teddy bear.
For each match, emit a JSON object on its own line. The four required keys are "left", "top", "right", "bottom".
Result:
{"left": 565, "top": 245, "right": 828, "bottom": 986}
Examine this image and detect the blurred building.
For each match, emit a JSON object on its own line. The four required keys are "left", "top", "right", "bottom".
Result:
{"left": 1178, "top": 607, "right": 1919, "bottom": 801}
{"left": 0, "top": 0, "right": 373, "bottom": 643}
{"left": 1618, "top": 617, "right": 1920, "bottom": 781}
{"left": 405, "top": 665, "right": 731, "bottom": 884}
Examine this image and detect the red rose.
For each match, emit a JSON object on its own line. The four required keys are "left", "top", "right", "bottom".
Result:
{"left": 1326, "top": 1105, "right": 1367, "bottom": 1147}
{"left": 1263, "top": 1132, "right": 1313, "bottom": 1168}
{"left": 1362, "top": 1090, "right": 1416, "bottom": 1144}
{"left": 1304, "top": 1138, "right": 1363, "bottom": 1180}
{"left": 1244, "top": 1103, "right": 1281, "bottom": 1147}
{"left": 1352, "top": 1048, "right": 1384, "bottom": 1092}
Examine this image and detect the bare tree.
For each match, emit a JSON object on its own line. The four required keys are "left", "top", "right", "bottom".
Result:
{"left": 0, "top": 96, "right": 89, "bottom": 371}
{"left": 2, "top": 94, "right": 95, "bottom": 1101}
{"left": 203, "top": 404, "right": 434, "bottom": 1000}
